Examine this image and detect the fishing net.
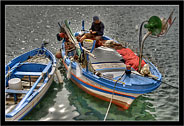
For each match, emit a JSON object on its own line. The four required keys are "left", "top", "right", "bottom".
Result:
{"left": 26, "top": 54, "right": 50, "bottom": 64}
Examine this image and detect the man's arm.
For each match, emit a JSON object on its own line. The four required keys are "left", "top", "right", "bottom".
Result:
{"left": 89, "top": 22, "right": 94, "bottom": 31}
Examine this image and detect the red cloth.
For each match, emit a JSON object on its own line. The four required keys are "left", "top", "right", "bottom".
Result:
{"left": 95, "top": 40, "right": 103, "bottom": 48}
{"left": 116, "top": 48, "right": 146, "bottom": 71}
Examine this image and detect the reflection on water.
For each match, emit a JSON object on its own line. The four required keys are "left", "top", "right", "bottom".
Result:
{"left": 22, "top": 81, "right": 63, "bottom": 120}
{"left": 23, "top": 69, "right": 156, "bottom": 121}
{"left": 23, "top": 73, "right": 80, "bottom": 121}
{"left": 65, "top": 75, "right": 156, "bottom": 120}
{"left": 6, "top": 5, "right": 179, "bottom": 121}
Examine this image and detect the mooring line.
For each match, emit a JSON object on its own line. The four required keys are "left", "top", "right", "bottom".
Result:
{"left": 104, "top": 73, "right": 125, "bottom": 121}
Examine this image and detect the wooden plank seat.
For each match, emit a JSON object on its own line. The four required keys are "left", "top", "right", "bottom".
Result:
{"left": 6, "top": 89, "right": 31, "bottom": 103}
{"left": 89, "top": 46, "right": 124, "bottom": 64}
{"left": 92, "top": 62, "right": 126, "bottom": 72}
{"left": 89, "top": 46, "right": 126, "bottom": 72}
{"left": 12, "top": 61, "right": 52, "bottom": 77}
{"left": 14, "top": 71, "right": 42, "bottom": 76}
{"left": 6, "top": 98, "right": 22, "bottom": 105}
{"left": 21, "top": 81, "right": 42, "bottom": 89}
{"left": 6, "top": 89, "right": 29, "bottom": 94}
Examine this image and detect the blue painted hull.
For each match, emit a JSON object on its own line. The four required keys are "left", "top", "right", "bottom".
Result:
{"left": 61, "top": 32, "right": 162, "bottom": 109}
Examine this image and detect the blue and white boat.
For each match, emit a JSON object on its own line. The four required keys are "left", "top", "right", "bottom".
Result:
{"left": 5, "top": 43, "right": 56, "bottom": 121}
{"left": 56, "top": 19, "right": 164, "bottom": 110}
{"left": 58, "top": 12, "right": 175, "bottom": 110}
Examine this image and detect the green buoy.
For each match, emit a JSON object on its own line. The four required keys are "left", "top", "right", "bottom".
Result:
{"left": 144, "top": 16, "right": 162, "bottom": 36}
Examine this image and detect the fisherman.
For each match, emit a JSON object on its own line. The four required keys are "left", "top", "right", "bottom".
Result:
{"left": 79, "top": 16, "right": 105, "bottom": 47}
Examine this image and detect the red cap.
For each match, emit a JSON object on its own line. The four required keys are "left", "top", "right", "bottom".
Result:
{"left": 59, "top": 33, "right": 65, "bottom": 38}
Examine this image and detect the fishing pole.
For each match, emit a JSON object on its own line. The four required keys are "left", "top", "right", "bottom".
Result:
{"left": 140, "top": 56, "right": 179, "bottom": 89}
{"left": 104, "top": 72, "right": 125, "bottom": 121}
{"left": 152, "top": 78, "right": 179, "bottom": 89}
{"left": 58, "top": 22, "right": 62, "bottom": 29}
{"left": 58, "top": 22, "right": 65, "bottom": 33}
{"left": 139, "top": 20, "right": 148, "bottom": 50}
{"left": 131, "top": 71, "right": 178, "bottom": 89}
{"left": 149, "top": 10, "right": 176, "bottom": 38}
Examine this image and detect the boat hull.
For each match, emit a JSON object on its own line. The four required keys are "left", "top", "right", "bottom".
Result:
{"left": 60, "top": 26, "right": 161, "bottom": 109}
{"left": 62, "top": 60, "right": 141, "bottom": 110}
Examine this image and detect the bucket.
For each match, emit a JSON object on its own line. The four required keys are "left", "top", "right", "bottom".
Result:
{"left": 83, "top": 39, "right": 94, "bottom": 50}
{"left": 8, "top": 78, "right": 22, "bottom": 90}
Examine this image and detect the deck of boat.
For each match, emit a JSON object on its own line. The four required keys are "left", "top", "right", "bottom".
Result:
{"left": 5, "top": 80, "right": 43, "bottom": 114}
{"left": 5, "top": 55, "right": 50, "bottom": 115}
{"left": 89, "top": 46, "right": 140, "bottom": 79}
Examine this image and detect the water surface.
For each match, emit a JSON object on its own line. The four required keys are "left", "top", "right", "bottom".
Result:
{"left": 5, "top": 5, "right": 179, "bottom": 121}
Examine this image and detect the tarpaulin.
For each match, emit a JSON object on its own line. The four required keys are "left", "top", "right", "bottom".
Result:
{"left": 116, "top": 48, "right": 146, "bottom": 71}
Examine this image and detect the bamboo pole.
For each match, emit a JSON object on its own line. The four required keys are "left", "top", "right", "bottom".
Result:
{"left": 55, "top": 62, "right": 63, "bottom": 84}
{"left": 62, "top": 24, "right": 96, "bottom": 58}
{"left": 138, "top": 32, "right": 151, "bottom": 72}
{"left": 55, "top": 68, "right": 63, "bottom": 84}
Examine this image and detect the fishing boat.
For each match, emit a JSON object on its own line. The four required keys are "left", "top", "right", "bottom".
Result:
{"left": 5, "top": 42, "right": 56, "bottom": 121}
{"left": 56, "top": 12, "right": 175, "bottom": 110}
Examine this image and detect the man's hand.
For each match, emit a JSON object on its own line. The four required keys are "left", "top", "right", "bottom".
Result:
{"left": 90, "top": 30, "right": 96, "bottom": 34}
{"left": 92, "top": 31, "right": 96, "bottom": 34}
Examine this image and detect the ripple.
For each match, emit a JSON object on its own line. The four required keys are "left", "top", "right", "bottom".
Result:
{"left": 49, "top": 107, "right": 56, "bottom": 112}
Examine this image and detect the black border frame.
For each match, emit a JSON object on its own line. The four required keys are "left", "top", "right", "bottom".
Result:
{"left": 1, "top": 1, "right": 183, "bottom": 126}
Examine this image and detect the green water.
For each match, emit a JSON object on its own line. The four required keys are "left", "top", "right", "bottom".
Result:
{"left": 65, "top": 79, "right": 156, "bottom": 121}
{"left": 23, "top": 65, "right": 156, "bottom": 121}
{"left": 23, "top": 81, "right": 63, "bottom": 120}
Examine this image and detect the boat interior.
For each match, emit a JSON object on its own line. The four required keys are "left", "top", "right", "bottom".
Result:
{"left": 5, "top": 54, "right": 50, "bottom": 114}
{"left": 64, "top": 36, "right": 141, "bottom": 81}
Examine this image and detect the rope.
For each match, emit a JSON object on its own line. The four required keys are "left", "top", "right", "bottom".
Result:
{"left": 26, "top": 53, "right": 49, "bottom": 64}
{"left": 104, "top": 73, "right": 125, "bottom": 121}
